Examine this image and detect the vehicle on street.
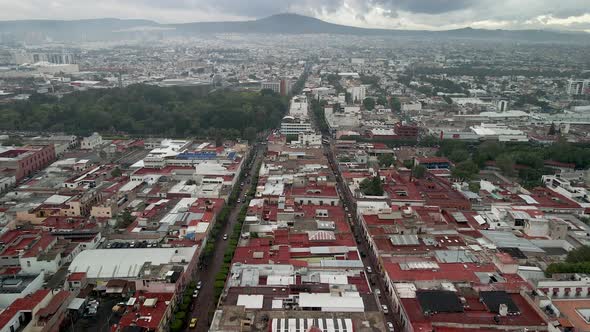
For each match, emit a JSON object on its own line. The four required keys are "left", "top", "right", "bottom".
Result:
{"left": 387, "top": 322, "right": 395, "bottom": 331}
{"left": 375, "top": 288, "right": 381, "bottom": 297}
{"left": 192, "top": 290, "right": 199, "bottom": 298}
{"left": 366, "top": 266, "right": 372, "bottom": 273}
{"left": 189, "top": 318, "right": 198, "bottom": 328}
{"left": 196, "top": 281, "right": 202, "bottom": 289}
{"left": 223, "top": 234, "right": 228, "bottom": 240}
{"left": 382, "top": 305, "right": 389, "bottom": 313}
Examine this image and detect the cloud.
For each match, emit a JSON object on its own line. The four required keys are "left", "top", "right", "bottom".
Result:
{"left": 0, "top": 0, "right": 588, "bottom": 32}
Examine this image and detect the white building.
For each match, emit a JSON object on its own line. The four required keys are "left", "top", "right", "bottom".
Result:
{"left": 80, "top": 132, "right": 103, "bottom": 150}
{"left": 470, "top": 123, "right": 528, "bottom": 142}
{"left": 289, "top": 96, "right": 308, "bottom": 118}
{"left": 347, "top": 86, "right": 366, "bottom": 103}
{"left": 401, "top": 102, "right": 422, "bottom": 112}
{"left": 567, "top": 79, "right": 590, "bottom": 95}
{"left": 296, "top": 132, "right": 322, "bottom": 146}
{"left": 280, "top": 116, "right": 312, "bottom": 135}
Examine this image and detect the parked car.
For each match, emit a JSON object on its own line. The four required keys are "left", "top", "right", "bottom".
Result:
{"left": 381, "top": 305, "right": 389, "bottom": 314}
{"left": 366, "top": 266, "right": 372, "bottom": 273}
{"left": 192, "top": 290, "right": 199, "bottom": 298}
{"left": 196, "top": 281, "right": 202, "bottom": 290}
{"left": 223, "top": 234, "right": 228, "bottom": 240}
{"left": 387, "top": 322, "right": 395, "bottom": 332}
{"left": 189, "top": 318, "right": 198, "bottom": 328}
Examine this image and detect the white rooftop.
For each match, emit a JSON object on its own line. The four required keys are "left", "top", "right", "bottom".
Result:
{"left": 68, "top": 247, "right": 197, "bottom": 279}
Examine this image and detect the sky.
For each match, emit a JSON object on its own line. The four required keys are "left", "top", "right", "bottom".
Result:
{"left": 1, "top": 0, "right": 589, "bottom": 32}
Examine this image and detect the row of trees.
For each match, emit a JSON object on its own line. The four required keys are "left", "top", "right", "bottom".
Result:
{"left": 0, "top": 84, "right": 288, "bottom": 138}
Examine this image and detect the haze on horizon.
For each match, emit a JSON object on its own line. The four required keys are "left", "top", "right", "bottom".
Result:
{"left": 1, "top": 0, "right": 589, "bottom": 32}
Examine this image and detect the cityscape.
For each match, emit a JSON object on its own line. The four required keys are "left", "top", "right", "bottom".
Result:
{"left": 0, "top": 3, "right": 590, "bottom": 332}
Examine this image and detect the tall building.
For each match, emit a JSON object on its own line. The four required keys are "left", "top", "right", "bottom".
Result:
{"left": 567, "top": 79, "right": 590, "bottom": 96}
{"left": 347, "top": 85, "right": 366, "bottom": 103}
{"left": 279, "top": 78, "right": 292, "bottom": 96}
{"left": 496, "top": 100, "right": 509, "bottom": 113}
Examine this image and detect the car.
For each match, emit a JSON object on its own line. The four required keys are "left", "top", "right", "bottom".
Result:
{"left": 366, "top": 266, "right": 372, "bottom": 273}
{"left": 223, "top": 234, "right": 228, "bottom": 240}
{"left": 189, "top": 318, "right": 198, "bottom": 328}
{"left": 192, "top": 290, "right": 199, "bottom": 298}
{"left": 386, "top": 322, "right": 395, "bottom": 331}
{"left": 237, "top": 199, "right": 241, "bottom": 203}
{"left": 381, "top": 305, "right": 389, "bottom": 314}
{"left": 196, "top": 281, "right": 202, "bottom": 290}
{"left": 375, "top": 288, "right": 381, "bottom": 297}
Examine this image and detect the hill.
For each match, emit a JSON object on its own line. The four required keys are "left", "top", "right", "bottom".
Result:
{"left": 1, "top": 13, "right": 588, "bottom": 43}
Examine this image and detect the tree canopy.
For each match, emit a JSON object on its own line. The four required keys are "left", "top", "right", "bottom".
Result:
{"left": 360, "top": 176, "right": 384, "bottom": 196}
{"left": 0, "top": 84, "right": 288, "bottom": 138}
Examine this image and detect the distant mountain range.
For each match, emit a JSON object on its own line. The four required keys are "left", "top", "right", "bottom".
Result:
{"left": 1, "top": 13, "right": 588, "bottom": 43}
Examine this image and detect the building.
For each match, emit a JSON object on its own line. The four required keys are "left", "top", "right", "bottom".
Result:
{"left": 567, "top": 79, "right": 590, "bottom": 95}
{"left": 289, "top": 96, "right": 308, "bottom": 118}
{"left": 115, "top": 292, "right": 174, "bottom": 332}
{"left": 496, "top": 99, "right": 509, "bottom": 112}
{"left": 0, "top": 145, "right": 56, "bottom": 181}
{"left": 80, "top": 132, "right": 102, "bottom": 150}
{"left": 280, "top": 116, "right": 313, "bottom": 135}
{"left": 261, "top": 81, "right": 281, "bottom": 94}
{"left": 262, "top": 79, "right": 293, "bottom": 96}
{"left": 347, "top": 86, "right": 366, "bottom": 103}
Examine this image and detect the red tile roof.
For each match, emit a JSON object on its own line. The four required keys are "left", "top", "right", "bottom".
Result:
{"left": 117, "top": 292, "right": 173, "bottom": 330}
{"left": 0, "top": 289, "right": 51, "bottom": 328}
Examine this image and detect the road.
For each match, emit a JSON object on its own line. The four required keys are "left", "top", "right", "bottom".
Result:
{"left": 187, "top": 144, "right": 263, "bottom": 331}
{"left": 322, "top": 140, "right": 400, "bottom": 329}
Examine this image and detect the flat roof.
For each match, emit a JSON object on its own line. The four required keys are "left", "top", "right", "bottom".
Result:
{"left": 68, "top": 247, "right": 197, "bottom": 279}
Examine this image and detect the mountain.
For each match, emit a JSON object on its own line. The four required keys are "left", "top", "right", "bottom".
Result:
{"left": 1, "top": 13, "right": 589, "bottom": 44}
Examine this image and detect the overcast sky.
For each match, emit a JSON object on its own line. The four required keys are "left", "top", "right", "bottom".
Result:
{"left": 1, "top": 0, "right": 589, "bottom": 32}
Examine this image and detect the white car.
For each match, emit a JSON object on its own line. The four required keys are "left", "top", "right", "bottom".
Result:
{"left": 223, "top": 234, "right": 228, "bottom": 240}
{"left": 382, "top": 305, "right": 389, "bottom": 314}
{"left": 192, "top": 290, "right": 199, "bottom": 298}
{"left": 196, "top": 281, "right": 202, "bottom": 290}
{"left": 387, "top": 322, "right": 395, "bottom": 332}
{"left": 366, "top": 266, "right": 372, "bottom": 273}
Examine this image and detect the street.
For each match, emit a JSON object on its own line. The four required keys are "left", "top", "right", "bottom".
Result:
{"left": 322, "top": 140, "right": 400, "bottom": 329}
{"left": 186, "top": 144, "right": 263, "bottom": 331}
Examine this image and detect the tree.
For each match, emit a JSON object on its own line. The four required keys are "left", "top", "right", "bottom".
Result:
{"left": 566, "top": 246, "right": 590, "bottom": 263}
{"left": 451, "top": 160, "right": 479, "bottom": 181}
{"left": 118, "top": 209, "right": 134, "bottom": 228}
{"left": 243, "top": 126, "right": 257, "bottom": 142}
{"left": 110, "top": 167, "right": 122, "bottom": 178}
{"left": 378, "top": 154, "right": 395, "bottom": 168}
{"left": 449, "top": 149, "right": 469, "bottom": 163}
{"left": 363, "top": 97, "right": 376, "bottom": 110}
{"left": 360, "top": 176, "right": 384, "bottom": 196}
{"left": 495, "top": 154, "right": 516, "bottom": 177}
{"left": 403, "top": 159, "right": 414, "bottom": 169}
{"left": 391, "top": 97, "right": 401, "bottom": 112}
{"left": 412, "top": 165, "right": 427, "bottom": 179}
{"left": 468, "top": 182, "right": 481, "bottom": 192}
